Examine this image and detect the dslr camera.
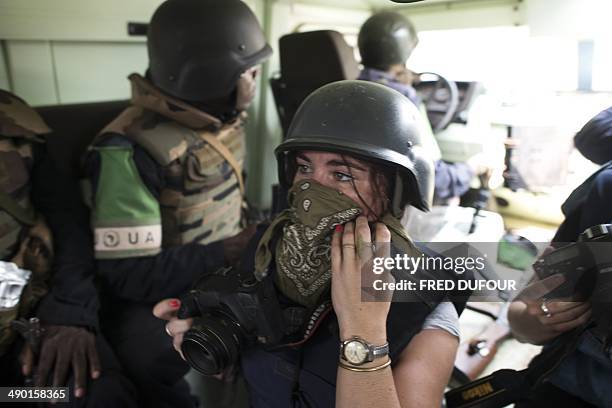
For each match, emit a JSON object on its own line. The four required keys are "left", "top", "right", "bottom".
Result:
{"left": 533, "top": 224, "right": 612, "bottom": 299}
{"left": 177, "top": 266, "right": 285, "bottom": 375}
{"left": 533, "top": 224, "right": 612, "bottom": 351}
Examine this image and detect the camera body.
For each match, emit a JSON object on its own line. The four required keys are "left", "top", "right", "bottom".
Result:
{"left": 533, "top": 224, "right": 612, "bottom": 299}
{"left": 177, "top": 266, "right": 285, "bottom": 375}
{"left": 534, "top": 224, "right": 612, "bottom": 352}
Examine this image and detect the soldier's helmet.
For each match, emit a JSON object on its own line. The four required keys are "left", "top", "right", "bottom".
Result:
{"left": 147, "top": 0, "right": 272, "bottom": 103}
{"left": 276, "top": 80, "right": 434, "bottom": 214}
{"left": 358, "top": 11, "right": 419, "bottom": 71}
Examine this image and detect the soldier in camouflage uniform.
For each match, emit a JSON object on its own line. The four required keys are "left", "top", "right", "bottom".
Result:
{"left": 0, "top": 90, "right": 137, "bottom": 407}
{"left": 0, "top": 90, "right": 54, "bottom": 362}
{"left": 82, "top": 0, "right": 272, "bottom": 406}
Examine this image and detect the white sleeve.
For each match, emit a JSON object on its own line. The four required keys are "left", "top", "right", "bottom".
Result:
{"left": 421, "top": 301, "right": 460, "bottom": 338}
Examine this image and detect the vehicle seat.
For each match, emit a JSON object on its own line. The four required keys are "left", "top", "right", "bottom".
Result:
{"left": 270, "top": 30, "right": 360, "bottom": 137}
{"left": 36, "top": 100, "right": 129, "bottom": 177}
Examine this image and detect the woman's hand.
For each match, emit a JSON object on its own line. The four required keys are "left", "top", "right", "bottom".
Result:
{"left": 508, "top": 274, "right": 592, "bottom": 344}
{"left": 152, "top": 299, "right": 193, "bottom": 359}
{"left": 331, "top": 215, "right": 393, "bottom": 344}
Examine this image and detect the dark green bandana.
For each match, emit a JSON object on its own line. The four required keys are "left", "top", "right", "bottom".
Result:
{"left": 255, "top": 180, "right": 421, "bottom": 308}
{"left": 255, "top": 180, "right": 361, "bottom": 307}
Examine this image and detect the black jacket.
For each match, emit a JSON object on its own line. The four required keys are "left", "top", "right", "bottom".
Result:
{"left": 32, "top": 144, "right": 99, "bottom": 329}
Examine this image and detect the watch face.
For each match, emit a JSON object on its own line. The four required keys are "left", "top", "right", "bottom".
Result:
{"left": 344, "top": 340, "right": 369, "bottom": 364}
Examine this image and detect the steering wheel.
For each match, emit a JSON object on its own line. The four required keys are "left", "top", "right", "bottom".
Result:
{"left": 414, "top": 72, "right": 459, "bottom": 133}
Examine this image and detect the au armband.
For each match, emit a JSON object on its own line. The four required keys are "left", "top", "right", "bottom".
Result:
{"left": 92, "top": 147, "right": 162, "bottom": 259}
{"left": 94, "top": 225, "right": 162, "bottom": 258}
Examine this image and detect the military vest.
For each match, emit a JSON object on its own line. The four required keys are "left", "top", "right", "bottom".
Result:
{"left": 0, "top": 90, "right": 51, "bottom": 356}
{"left": 91, "top": 74, "right": 246, "bottom": 258}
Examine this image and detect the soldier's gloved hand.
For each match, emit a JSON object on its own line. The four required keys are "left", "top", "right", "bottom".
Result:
{"left": 223, "top": 224, "right": 258, "bottom": 268}
{"left": 21, "top": 325, "right": 100, "bottom": 398}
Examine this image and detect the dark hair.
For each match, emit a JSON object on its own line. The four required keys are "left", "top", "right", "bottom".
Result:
{"left": 340, "top": 154, "right": 392, "bottom": 220}
{"left": 289, "top": 151, "right": 393, "bottom": 219}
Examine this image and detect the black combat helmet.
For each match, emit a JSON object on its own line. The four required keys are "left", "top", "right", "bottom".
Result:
{"left": 276, "top": 80, "right": 434, "bottom": 213}
{"left": 358, "top": 11, "right": 419, "bottom": 70}
{"left": 147, "top": 0, "right": 272, "bottom": 102}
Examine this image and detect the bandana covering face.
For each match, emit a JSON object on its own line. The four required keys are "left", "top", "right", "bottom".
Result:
{"left": 256, "top": 180, "right": 362, "bottom": 307}
{"left": 255, "top": 180, "right": 421, "bottom": 309}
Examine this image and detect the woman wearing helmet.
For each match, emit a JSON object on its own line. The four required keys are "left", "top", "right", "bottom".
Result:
{"left": 156, "top": 81, "right": 462, "bottom": 407}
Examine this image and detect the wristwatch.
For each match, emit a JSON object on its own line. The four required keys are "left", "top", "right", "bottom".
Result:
{"left": 340, "top": 336, "right": 389, "bottom": 366}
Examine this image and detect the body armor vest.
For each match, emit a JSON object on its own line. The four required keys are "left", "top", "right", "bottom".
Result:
{"left": 93, "top": 74, "right": 246, "bottom": 251}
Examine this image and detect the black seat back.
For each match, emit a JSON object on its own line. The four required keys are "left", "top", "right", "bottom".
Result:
{"left": 36, "top": 100, "right": 129, "bottom": 177}
{"left": 271, "top": 30, "right": 360, "bottom": 136}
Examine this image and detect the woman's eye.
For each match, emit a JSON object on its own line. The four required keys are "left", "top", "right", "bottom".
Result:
{"left": 334, "top": 172, "right": 354, "bottom": 182}
{"left": 297, "top": 164, "right": 312, "bottom": 174}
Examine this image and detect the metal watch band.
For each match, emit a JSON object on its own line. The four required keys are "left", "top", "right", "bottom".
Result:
{"left": 372, "top": 342, "right": 390, "bottom": 359}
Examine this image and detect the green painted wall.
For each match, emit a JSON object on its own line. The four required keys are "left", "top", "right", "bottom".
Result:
{"left": 52, "top": 41, "right": 147, "bottom": 104}
{"left": 0, "top": 42, "right": 11, "bottom": 90}
{"left": 5, "top": 40, "right": 58, "bottom": 105}
{"left": 0, "top": 0, "right": 162, "bottom": 42}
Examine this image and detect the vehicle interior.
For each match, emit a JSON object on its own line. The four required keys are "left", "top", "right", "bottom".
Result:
{"left": 1, "top": 0, "right": 611, "bottom": 406}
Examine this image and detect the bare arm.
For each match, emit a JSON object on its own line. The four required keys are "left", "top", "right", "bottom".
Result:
{"left": 335, "top": 328, "right": 457, "bottom": 408}
{"left": 332, "top": 216, "right": 457, "bottom": 408}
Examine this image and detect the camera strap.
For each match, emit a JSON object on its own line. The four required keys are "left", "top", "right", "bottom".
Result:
{"left": 445, "top": 326, "right": 587, "bottom": 408}
{"left": 270, "top": 302, "right": 333, "bottom": 349}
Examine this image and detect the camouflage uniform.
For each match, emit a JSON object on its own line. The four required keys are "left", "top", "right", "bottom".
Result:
{"left": 83, "top": 74, "right": 249, "bottom": 408}
{"left": 88, "top": 74, "right": 246, "bottom": 260}
{"left": 84, "top": 0, "right": 271, "bottom": 404}
{"left": 0, "top": 90, "right": 138, "bottom": 407}
{"left": 0, "top": 90, "right": 52, "bottom": 356}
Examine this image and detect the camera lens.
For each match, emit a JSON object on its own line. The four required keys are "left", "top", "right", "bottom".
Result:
{"left": 181, "top": 313, "right": 243, "bottom": 375}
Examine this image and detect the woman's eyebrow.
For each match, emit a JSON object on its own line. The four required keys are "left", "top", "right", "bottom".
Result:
{"left": 327, "top": 159, "right": 367, "bottom": 171}
{"left": 296, "top": 153, "right": 311, "bottom": 163}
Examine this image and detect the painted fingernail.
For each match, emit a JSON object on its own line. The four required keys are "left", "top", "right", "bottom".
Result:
{"left": 169, "top": 299, "right": 181, "bottom": 308}
{"left": 92, "top": 370, "right": 100, "bottom": 379}
{"left": 75, "top": 388, "right": 84, "bottom": 398}
{"left": 335, "top": 225, "right": 343, "bottom": 232}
